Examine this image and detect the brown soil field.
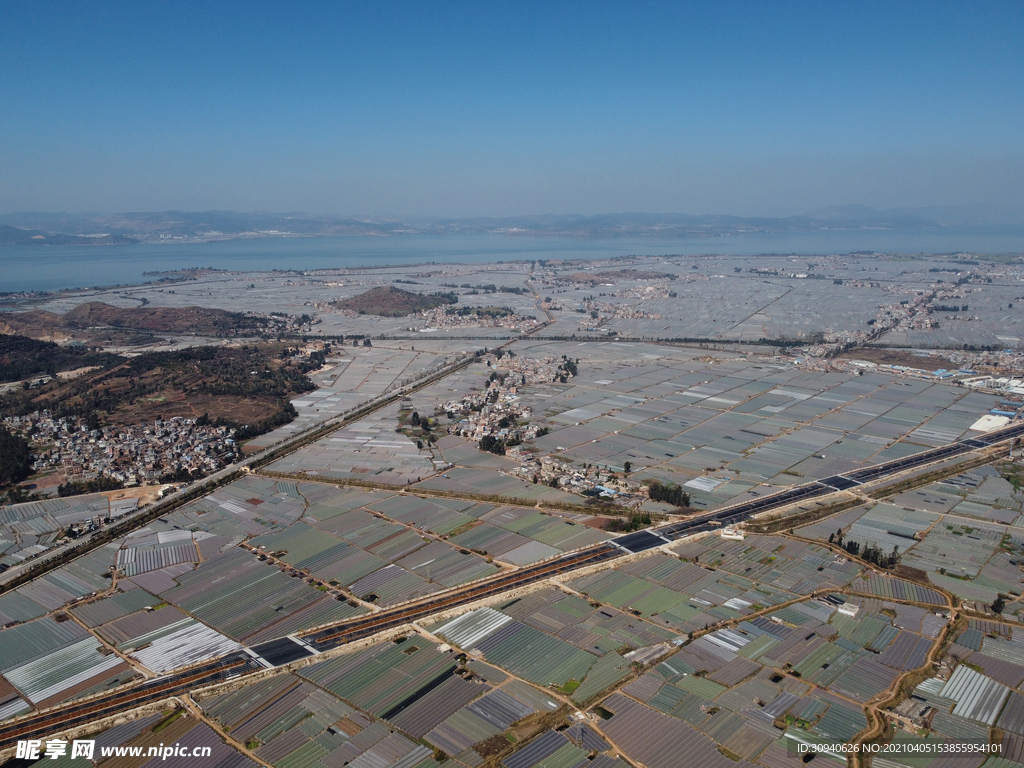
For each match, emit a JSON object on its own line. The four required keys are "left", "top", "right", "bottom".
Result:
{"left": 893, "top": 564, "right": 932, "bottom": 583}
{"left": 101, "top": 485, "right": 164, "bottom": 506}
{"left": 840, "top": 347, "right": 951, "bottom": 369}
{"left": 107, "top": 390, "right": 282, "bottom": 426}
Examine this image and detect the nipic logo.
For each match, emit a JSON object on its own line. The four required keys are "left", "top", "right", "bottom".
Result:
{"left": 16, "top": 739, "right": 212, "bottom": 760}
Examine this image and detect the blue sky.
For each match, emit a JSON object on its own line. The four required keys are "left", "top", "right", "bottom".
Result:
{"left": 1, "top": 1, "right": 1022, "bottom": 216}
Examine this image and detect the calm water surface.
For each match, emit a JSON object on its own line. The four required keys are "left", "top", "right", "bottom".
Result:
{"left": 2, "top": 228, "right": 1023, "bottom": 293}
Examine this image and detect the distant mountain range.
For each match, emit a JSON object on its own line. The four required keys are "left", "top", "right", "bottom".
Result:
{"left": 1, "top": 204, "right": 1021, "bottom": 245}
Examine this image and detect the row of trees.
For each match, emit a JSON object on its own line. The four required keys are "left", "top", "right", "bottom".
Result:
{"left": 453, "top": 284, "right": 527, "bottom": 295}
{"left": 450, "top": 306, "right": 513, "bottom": 317}
{"left": 829, "top": 529, "right": 901, "bottom": 569}
{"left": 606, "top": 513, "right": 652, "bottom": 532}
{"left": 159, "top": 467, "right": 208, "bottom": 483}
{"left": 479, "top": 434, "right": 521, "bottom": 455}
{"left": 479, "top": 435, "right": 505, "bottom": 455}
{"left": 0, "top": 426, "right": 32, "bottom": 486}
{"left": 57, "top": 476, "right": 124, "bottom": 497}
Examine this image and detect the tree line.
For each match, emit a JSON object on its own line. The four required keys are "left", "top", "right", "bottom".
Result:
{"left": 647, "top": 480, "right": 690, "bottom": 507}
{"left": 829, "top": 529, "right": 901, "bottom": 569}
{"left": 0, "top": 426, "right": 32, "bottom": 487}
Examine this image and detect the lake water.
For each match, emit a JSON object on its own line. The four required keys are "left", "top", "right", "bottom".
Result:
{"left": 2, "top": 227, "right": 1023, "bottom": 293}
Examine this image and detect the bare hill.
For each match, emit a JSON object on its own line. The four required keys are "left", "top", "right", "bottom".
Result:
{"left": 0, "top": 302, "right": 282, "bottom": 339}
{"left": 63, "top": 302, "right": 268, "bottom": 333}
{"left": 0, "top": 344, "right": 318, "bottom": 440}
{"left": 333, "top": 286, "right": 458, "bottom": 316}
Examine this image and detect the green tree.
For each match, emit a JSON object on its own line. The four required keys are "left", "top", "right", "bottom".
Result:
{"left": 646, "top": 480, "right": 690, "bottom": 507}
{"left": 479, "top": 435, "right": 506, "bottom": 455}
{"left": 0, "top": 427, "right": 32, "bottom": 486}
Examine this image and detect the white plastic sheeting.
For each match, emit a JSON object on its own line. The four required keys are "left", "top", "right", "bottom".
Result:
{"left": 5, "top": 637, "right": 123, "bottom": 703}
{"left": 434, "top": 607, "right": 512, "bottom": 650}
{"left": 939, "top": 664, "right": 1010, "bottom": 725}
{"left": 129, "top": 618, "right": 241, "bottom": 673}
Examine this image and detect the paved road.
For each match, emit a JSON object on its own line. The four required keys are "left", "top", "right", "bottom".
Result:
{"left": 0, "top": 654, "right": 262, "bottom": 750}
{"left": 615, "top": 420, "right": 1024, "bottom": 551}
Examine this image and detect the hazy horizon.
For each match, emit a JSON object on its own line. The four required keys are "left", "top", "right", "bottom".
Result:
{"left": 2, "top": 203, "right": 1023, "bottom": 221}
{"left": 1, "top": 2, "right": 1022, "bottom": 218}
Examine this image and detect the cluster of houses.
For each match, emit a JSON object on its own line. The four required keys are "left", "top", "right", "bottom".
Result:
{"left": 407, "top": 305, "right": 540, "bottom": 333}
{"left": 610, "top": 282, "right": 684, "bottom": 300}
{"left": 441, "top": 359, "right": 544, "bottom": 444}
{"left": 439, "top": 354, "right": 648, "bottom": 506}
{"left": 801, "top": 290, "right": 943, "bottom": 358}
{"left": 950, "top": 347, "right": 1024, "bottom": 373}
{"left": 575, "top": 297, "right": 659, "bottom": 323}
{"left": 5, "top": 412, "right": 239, "bottom": 487}
{"left": 506, "top": 449, "right": 647, "bottom": 505}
